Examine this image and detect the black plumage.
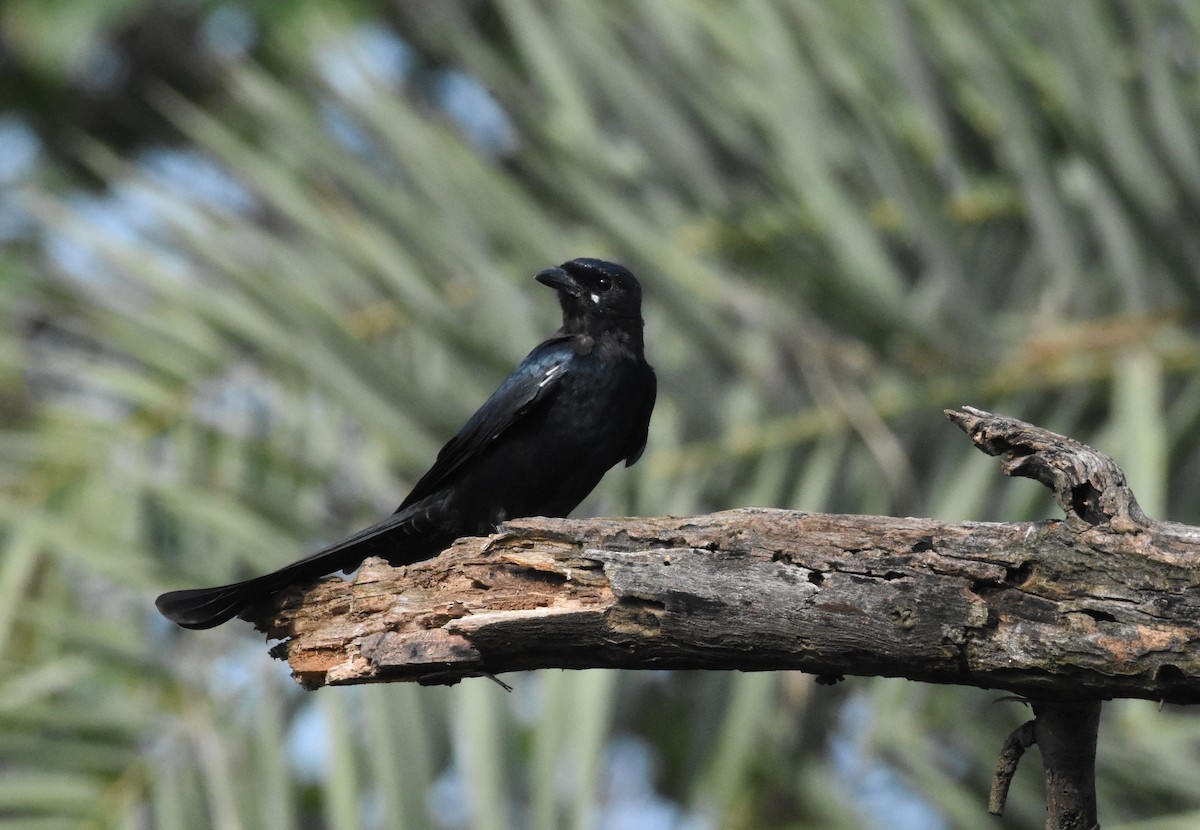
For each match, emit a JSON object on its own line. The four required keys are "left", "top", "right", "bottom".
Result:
{"left": 155, "top": 258, "right": 656, "bottom": 629}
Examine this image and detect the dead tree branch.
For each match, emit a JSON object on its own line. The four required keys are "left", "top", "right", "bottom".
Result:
{"left": 241, "top": 405, "right": 1198, "bottom": 830}
{"left": 247, "top": 407, "right": 1200, "bottom": 700}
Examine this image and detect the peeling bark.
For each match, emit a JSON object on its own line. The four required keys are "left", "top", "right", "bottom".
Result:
{"left": 246, "top": 408, "right": 1200, "bottom": 704}
{"left": 249, "top": 506, "right": 1200, "bottom": 699}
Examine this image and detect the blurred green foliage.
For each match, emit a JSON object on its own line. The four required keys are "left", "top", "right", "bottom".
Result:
{"left": 4, "top": 1, "right": 1200, "bottom": 828}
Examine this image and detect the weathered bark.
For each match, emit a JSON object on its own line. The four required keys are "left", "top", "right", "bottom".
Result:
{"left": 1030, "top": 701, "right": 1101, "bottom": 830}
{"left": 247, "top": 408, "right": 1200, "bottom": 701}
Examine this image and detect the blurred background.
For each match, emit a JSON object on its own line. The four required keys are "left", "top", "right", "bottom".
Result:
{"left": 3, "top": 1, "right": 1200, "bottom": 828}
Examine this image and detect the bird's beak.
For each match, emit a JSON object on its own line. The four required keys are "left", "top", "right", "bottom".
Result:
{"left": 535, "top": 266, "right": 583, "bottom": 296}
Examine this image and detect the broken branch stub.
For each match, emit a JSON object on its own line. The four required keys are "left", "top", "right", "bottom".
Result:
{"left": 945, "top": 405, "right": 1148, "bottom": 530}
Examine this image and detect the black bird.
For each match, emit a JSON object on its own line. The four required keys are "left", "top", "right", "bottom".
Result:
{"left": 156, "top": 258, "right": 656, "bottom": 629}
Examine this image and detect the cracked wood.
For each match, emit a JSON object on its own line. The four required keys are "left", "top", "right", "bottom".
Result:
{"left": 250, "top": 505, "right": 1200, "bottom": 697}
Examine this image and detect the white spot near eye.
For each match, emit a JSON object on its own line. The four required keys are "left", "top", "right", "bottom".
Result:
{"left": 590, "top": 293, "right": 600, "bottom": 304}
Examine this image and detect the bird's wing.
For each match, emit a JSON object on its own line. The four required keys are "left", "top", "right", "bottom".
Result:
{"left": 624, "top": 363, "right": 657, "bottom": 466}
{"left": 397, "top": 335, "right": 574, "bottom": 510}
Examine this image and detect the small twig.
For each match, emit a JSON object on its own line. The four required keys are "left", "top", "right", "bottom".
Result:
{"left": 483, "top": 672, "right": 513, "bottom": 692}
{"left": 990, "top": 719, "right": 1037, "bottom": 815}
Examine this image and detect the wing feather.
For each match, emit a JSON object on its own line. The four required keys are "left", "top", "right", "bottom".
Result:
{"left": 624, "top": 364, "right": 657, "bottom": 466}
{"left": 397, "top": 336, "right": 573, "bottom": 510}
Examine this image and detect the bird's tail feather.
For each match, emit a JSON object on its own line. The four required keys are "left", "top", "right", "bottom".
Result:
{"left": 156, "top": 502, "right": 447, "bottom": 629}
{"left": 155, "top": 580, "right": 270, "bottom": 630}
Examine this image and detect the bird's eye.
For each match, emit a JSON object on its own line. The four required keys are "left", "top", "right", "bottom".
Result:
{"left": 597, "top": 276, "right": 613, "bottom": 292}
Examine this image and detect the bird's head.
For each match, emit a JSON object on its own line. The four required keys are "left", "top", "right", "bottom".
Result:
{"left": 535, "top": 258, "right": 644, "bottom": 331}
